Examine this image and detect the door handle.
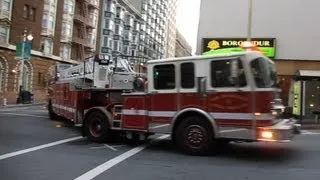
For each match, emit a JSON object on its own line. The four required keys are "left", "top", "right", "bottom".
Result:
{"left": 151, "top": 91, "right": 158, "bottom": 94}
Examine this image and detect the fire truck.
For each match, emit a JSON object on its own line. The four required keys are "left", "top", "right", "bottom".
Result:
{"left": 47, "top": 51, "right": 301, "bottom": 155}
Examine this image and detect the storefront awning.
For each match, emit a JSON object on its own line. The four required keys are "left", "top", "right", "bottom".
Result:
{"left": 294, "top": 70, "right": 320, "bottom": 81}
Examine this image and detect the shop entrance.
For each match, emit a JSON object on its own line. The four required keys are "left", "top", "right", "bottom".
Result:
{"left": 290, "top": 70, "right": 320, "bottom": 124}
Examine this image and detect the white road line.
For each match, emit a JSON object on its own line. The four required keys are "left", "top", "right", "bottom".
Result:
{"left": 74, "top": 135, "right": 170, "bottom": 180}
{"left": 103, "top": 144, "right": 118, "bottom": 151}
{"left": 301, "top": 130, "right": 320, "bottom": 135}
{"left": 0, "top": 136, "right": 83, "bottom": 161}
{"left": 0, "top": 107, "right": 29, "bottom": 111}
{"left": 0, "top": 112, "right": 48, "bottom": 118}
{"left": 89, "top": 144, "right": 118, "bottom": 151}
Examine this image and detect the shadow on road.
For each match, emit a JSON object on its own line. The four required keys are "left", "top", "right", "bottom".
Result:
{"left": 145, "top": 139, "right": 299, "bottom": 163}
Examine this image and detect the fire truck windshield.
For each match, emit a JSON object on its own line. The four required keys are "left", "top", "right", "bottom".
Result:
{"left": 250, "top": 57, "right": 278, "bottom": 88}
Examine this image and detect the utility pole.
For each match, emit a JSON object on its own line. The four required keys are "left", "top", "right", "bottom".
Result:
{"left": 17, "top": 29, "right": 33, "bottom": 104}
{"left": 247, "top": 0, "right": 253, "bottom": 41}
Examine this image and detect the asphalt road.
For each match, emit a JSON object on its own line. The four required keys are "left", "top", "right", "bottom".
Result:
{"left": 1, "top": 105, "right": 320, "bottom": 180}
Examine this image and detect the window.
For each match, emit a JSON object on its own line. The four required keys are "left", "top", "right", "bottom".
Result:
{"left": 2, "top": 0, "right": 10, "bottom": 12}
{"left": 48, "top": 15, "right": 54, "bottom": 29}
{"left": 61, "top": 22, "right": 71, "bottom": 36}
{"left": 116, "top": 7, "right": 121, "bottom": 18}
{"left": 153, "top": 64, "right": 175, "bottom": 90}
{"left": 106, "top": 0, "right": 116, "bottom": 14}
{"left": 60, "top": 44, "right": 71, "bottom": 59}
{"left": 211, "top": 58, "right": 246, "bottom": 88}
{"left": 0, "top": 26, "right": 8, "bottom": 43}
{"left": 181, "top": 62, "right": 195, "bottom": 89}
{"left": 113, "top": 40, "right": 119, "bottom": 51}
{"left": 123, "top": 46, "right": 129, "bottom": 55}
{"left": 23, "top": 5, "right": 36, "bottom": 21}
{"left": 23, "top": 5, "right": 29, "bottom": 18}
{"left": 105, "top": 19, "right": 114, "bottom": 30}
{"left": 63, "top": 0, "right": 74, "bottom": 14}
{"left": 251, "top": 57, "right": 278, "bottom": 88}
{"left": 42, "top": 13, "right": 54, "bottom": 29}
{"left": 41, "top": 38, "right": 53, "bottom": 54}
{"left": 103, "top": 37, "right": 108, "bottom": 47}
{"left": 29, "top": 8, "right": 35, "bottom": 21}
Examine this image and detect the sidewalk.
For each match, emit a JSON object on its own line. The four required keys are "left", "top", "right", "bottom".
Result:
{"left": 301, "top": 124, "right": 320, "bottom": 130}
{"left": 0, "top": 101, "right": 47, "bottom": 109}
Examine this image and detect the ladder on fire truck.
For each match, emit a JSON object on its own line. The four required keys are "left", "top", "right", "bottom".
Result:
{"left": 57, "top": 54, "right": 114, "bottom": 89}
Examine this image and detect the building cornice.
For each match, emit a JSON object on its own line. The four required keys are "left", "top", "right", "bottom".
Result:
{"left": 0, "top": 43, "right": 79, "bottom": 64}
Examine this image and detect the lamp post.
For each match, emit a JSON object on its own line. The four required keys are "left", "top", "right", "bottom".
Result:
{"left": 247, "top": 0, "right": 253, "bottom": 41}
{"left": 17, "top": 29, "right": 33, "bottom": 104}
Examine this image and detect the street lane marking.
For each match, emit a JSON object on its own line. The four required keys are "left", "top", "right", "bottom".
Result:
{"left": 89, "top": 144, "right": 119, "bottom": 151}
{"left": 301, "top": 130, "right": 320, "bottom": 135}
{"left": 74, "top": 135, "right": 170, "bottom": 180}
{"left": 0, "top": 136, "right": 83, "bottom": 161}
{"left": 0, "top": 112, "right": 48, "bottom": 118}
{"left": 0, "top": 107, "right": 29, "bottom": 111}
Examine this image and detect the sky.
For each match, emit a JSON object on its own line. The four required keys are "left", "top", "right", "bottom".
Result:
{"left": 176, "top": 0, "right": 201, "bottom": 54}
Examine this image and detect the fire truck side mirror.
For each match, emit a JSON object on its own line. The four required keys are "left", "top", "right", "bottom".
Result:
{"left": 197, "top": 77, "right": 207, "bottom": 95}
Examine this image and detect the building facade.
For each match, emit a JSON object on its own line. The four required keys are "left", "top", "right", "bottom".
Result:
{"left": 196, "top": 0, "right": 320, "bottom": 120}
{"left": 164, "top": 0, "right": 177, "bottom": 58}
{"left": 0, "top": 0, "right": 101, "bottom": 104}
{"left": 175, "top": 29, "right": 191, "bottom": 57}
{"left": 98, "top": 0, "right": 177, "bottom": 62}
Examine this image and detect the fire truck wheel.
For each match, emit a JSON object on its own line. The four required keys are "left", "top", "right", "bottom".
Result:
{"left": 84, "top": 111, "right": 110, "bottom": 142}
{"left": 175, "top": 116, "right": 215, "bottom": 155}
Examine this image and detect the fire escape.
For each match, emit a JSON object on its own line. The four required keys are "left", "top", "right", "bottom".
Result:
{"left": 72, "top": 0, "right": 99, "bottom": 61}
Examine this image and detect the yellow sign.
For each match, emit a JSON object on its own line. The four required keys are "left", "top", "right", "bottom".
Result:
{"left": 293, "top": 81, "right": 301, "bottom": 116}
{"left": 207, "top": 40, "right": 220, "bottom": 49}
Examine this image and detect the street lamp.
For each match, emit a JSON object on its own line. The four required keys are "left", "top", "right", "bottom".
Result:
{"left": 17, "top": 29, "right": 33, "bottom": 104}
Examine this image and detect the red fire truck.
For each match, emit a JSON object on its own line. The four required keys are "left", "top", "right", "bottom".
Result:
{"left": 47, "top": 51, "right": 301, "bottom": 155}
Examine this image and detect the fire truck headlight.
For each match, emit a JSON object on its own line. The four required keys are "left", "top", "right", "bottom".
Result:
{"left": 261, "top": 131, "right": 273, "bottom": 139}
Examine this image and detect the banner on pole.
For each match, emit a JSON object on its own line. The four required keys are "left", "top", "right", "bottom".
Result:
{"left": 16, "top": 41, "right": 32, "bottom": 61}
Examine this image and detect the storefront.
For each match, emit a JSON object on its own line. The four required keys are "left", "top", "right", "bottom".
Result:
{"left": 291, "top": 70, "right": 320, "bottom": 124}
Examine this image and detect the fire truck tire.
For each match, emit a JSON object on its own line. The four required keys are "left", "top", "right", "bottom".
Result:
{"left": 175, "top": 116, "right": 216, "bottom": 155}
{"left": 84, "top": 111, "right": 111, "bottom": 142}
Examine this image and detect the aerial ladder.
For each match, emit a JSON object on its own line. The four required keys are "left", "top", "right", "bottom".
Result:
{"left": 55, "top": 54, "right": 148, "bottom": 91}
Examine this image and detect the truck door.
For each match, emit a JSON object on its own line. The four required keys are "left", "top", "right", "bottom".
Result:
{"left": 207, "top": 57, "right": 254, "bottom": 140}
{"left": 179, "top": 62, "right": 208, "bottom": 112}
{"left": 149, "top": 63, "right": 178, "bottom": 133}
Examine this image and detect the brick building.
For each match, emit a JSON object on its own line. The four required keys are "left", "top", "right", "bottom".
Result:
{"left": 0, "top": 0, "right": 101, "bottom": 104}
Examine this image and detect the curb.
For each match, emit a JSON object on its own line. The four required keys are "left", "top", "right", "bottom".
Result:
{"left": 301, "top": 125, "right": 320, "bottom": 130}
{"left": 0, "top": 102, "right": 46, "bottom": 109}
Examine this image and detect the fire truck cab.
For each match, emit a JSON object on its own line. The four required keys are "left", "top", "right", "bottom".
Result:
{"left": 47, "top": 51, "right": 301, "bottom": 155}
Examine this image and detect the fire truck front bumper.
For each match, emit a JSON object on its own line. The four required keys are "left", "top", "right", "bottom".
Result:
{"left": 256, "top": 118, "right": 301, "bottom": 142}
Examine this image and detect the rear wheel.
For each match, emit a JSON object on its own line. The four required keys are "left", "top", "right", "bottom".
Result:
{"left": 84, "top": 111, "right": 111, "bottom": 143}
{"left": 175, "top": 116, "right": 216, "bottom": 155}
